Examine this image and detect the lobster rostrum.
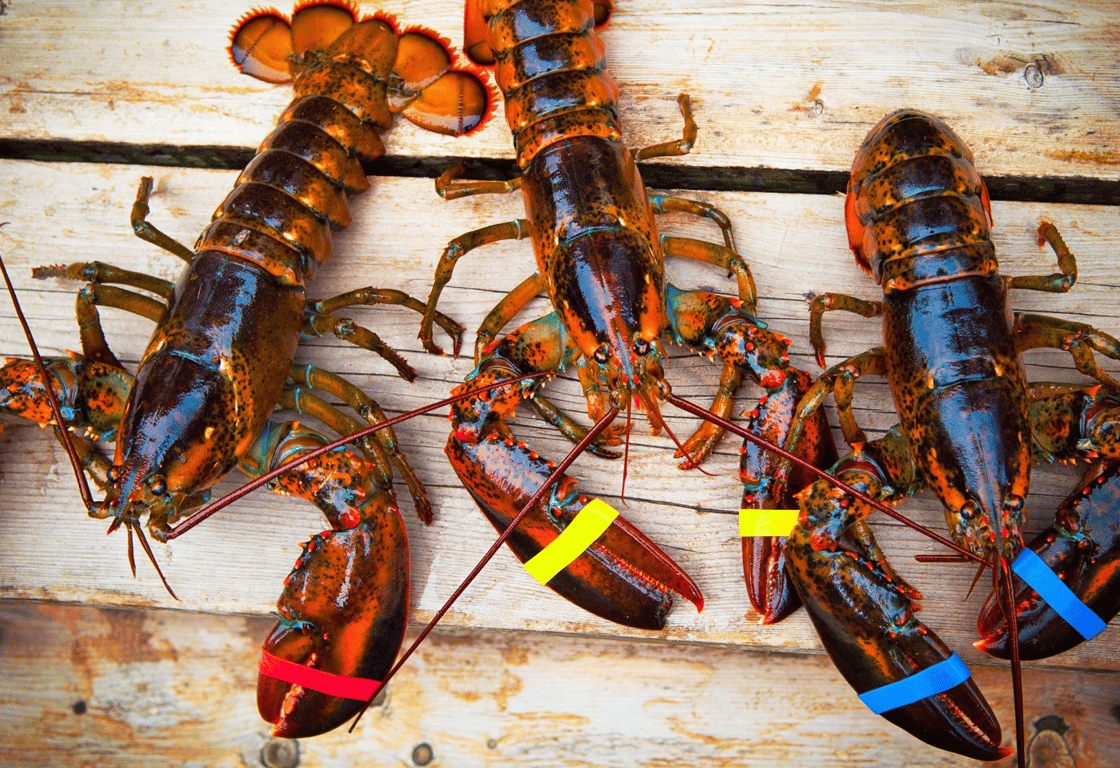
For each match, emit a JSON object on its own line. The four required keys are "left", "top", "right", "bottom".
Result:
{"left": 768, "top": 109, "right": 1120, "bottom": 762}
{"left": 0, "top": 1, "right": 492, "bottom": 738}
{"left": 417, "top": 0, "right": 836, "bottom": 630}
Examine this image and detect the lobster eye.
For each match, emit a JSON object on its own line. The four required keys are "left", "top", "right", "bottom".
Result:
{"left": 632, "top": 339, "right": 650, "bottom": 355}
{"left": 150, "top": 476, "right": 168, "bottom": 497}
{"left": 593, "top": 348, "right": 610, "bottom": 365}
{"left": 959, "top": 500, "right": 979, "bottom": 520}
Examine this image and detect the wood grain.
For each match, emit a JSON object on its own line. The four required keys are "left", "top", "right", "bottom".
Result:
{"left": 2, "top": 601, "right": 1117, "bottom": 768}
{"left": 1, "top": 1, "right": 1117, "bottom": 179}
{"left": 0, "top": 0, "right": 1117, "bottom": 765}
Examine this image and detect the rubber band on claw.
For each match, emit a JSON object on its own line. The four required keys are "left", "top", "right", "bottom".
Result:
{"left": 259, "top": 649, "right": 380, "bottom": 700}
{"left": 857, "top": 653, "right": 971, "bottom": 714}
{"left": 523, "top": 498, "right": 619, "bottom": 585}
{"left": 1011, "top": 548, "right": 1107, "bottom": 640}
{"left": 739, "top": 508, "right": 799, "bottom": 537}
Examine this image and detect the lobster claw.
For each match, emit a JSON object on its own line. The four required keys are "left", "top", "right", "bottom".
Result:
{"left": 741, "top": 369, "right": 838, "bottom": 624}
{"left": 446, "top": 434, "right": 703, "bottom": 630}
{"left": 785, "top": 528, "right": 1011, "bottom": 761}
{"left": 257, "top": 497, "right": 410, "bottom": 738}
{"left": 976, "top": 460, "right": 1120, "bottom": 660}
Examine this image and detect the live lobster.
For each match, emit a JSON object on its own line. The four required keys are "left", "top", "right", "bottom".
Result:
{"left": 766, "top": 109, "right": 1120, "bottom": 762}
{"left": 0, "top": 1, "right": 491, "bottom": 738}
{"left": 416, "top": 0, "right": 836, "bottom": 630}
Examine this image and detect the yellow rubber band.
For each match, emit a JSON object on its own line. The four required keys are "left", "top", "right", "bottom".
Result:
{"left": 739, "top": 508, "right": 799, "bottom": 537}
{"left": 523, "top": 498, "right": 619, "bottom": 585}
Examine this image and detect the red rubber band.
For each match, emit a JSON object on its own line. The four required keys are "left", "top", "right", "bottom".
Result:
{"left": 259, "top": 650, "right": 381, "bottom": 701}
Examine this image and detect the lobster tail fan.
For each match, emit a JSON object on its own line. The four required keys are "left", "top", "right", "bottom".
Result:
{"left": 400, "top": 69, "right": 494, "bottom": 136}
{"left": 289, "top": 0, "right": 357, "bottom": 57}
{"left": 229, "top": 11, "right": 296, "bottom": 83}
{"left": 591, "top": 0, "right": 614, "bottom": 27}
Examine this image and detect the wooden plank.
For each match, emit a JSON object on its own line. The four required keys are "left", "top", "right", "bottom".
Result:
{"left": 2, "top": 600, "right": 1117, "bottom": 768}
{"left": 0, "top": 159, "right": 1116, "bottom": 684}
{"left": 0, "top": 0, "right": 1117, "bottom": 180}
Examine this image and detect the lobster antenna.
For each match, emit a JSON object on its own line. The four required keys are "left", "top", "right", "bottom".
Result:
{"left": 1000, "top": 556, "right": 1026, "bottom": 768}
{"left": 665, "top": 392, "right": 992, "bottom": 565}
{"left": 164, "top": 370, "right": 547, "bottom": 539}
{"left": 348, "top": 407, "right": 621, "bottom": 731}
{"left": 620, "top": 395, "right": 631, "bottom": 503}
{"left": 0, "top": 252, "right": 94, "bottom": 509}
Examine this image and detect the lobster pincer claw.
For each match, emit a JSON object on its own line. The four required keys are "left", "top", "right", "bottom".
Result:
{"left": 976, "top": 460, "right": 1120, "bottom": 660}
{"left": 257, "top": 500, "right": 409, "bottom": 737}
{"left": 784, "top": 527, "right": 1010, "bottom": 761}
{"left": 740, "top": 368, "right": 838, "bottom": 624}
{"left": 254, "top": 438, "right": 411, "bottom": 738}
{"left": 446, "top": 433, "right": 703, "bottom": 630}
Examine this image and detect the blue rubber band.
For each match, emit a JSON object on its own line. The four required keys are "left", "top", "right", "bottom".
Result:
{"left": 857, "top": 653, "right": 971, "bottom": 714}
{"left": 1011, "top": 548, "right": 1106, "bottom": 640}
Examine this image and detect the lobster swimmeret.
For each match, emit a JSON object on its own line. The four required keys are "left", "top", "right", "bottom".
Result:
{"left": 769, "top": 109, "right": 1120, "bottom": 761}
{"left": 418, "top": 0, "right": 835, "bottom": 630}
{"left": 0, "top": 1, "right": 491, "bottom": 738}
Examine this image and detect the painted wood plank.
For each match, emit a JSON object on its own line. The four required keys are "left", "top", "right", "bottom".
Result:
{"left": 0, "top": 159, "right": 1117, "bottom": 688}
{"left": 1, "top": 601, "right": 1117, "bottom": 767}
{"left": 0, "top": 1, "right": 1117, "bottom": 179}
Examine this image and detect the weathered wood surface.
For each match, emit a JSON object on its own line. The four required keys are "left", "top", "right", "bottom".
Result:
{"left": 0, "top": 0, "right": 1118, "bottom": 766}
{"left": 2, "top": 600, "right": 1118, "bottom": 768}
{"left": 1, "top": 0, "right": 1118, "bottom": 181}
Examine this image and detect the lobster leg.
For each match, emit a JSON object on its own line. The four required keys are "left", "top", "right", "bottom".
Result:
{"left": 631, "top": 93, "right": 696, "bottom": 161}
{"left": 282, "top": 364, "right": 432, "bottom": 524}
{"left": 419, "top": 218, "right": 530, "bottom": 354}
{"left": 435, "top": 161, "right": 523, "bottom": 201}
{"left": 1015, "top": 312, "right": 1120, "bottom": 391}
{"left": 129, "top": 175, "right": 196, "bottom": 263}
{"left": 649, "top": 194, "right": 735, "bottom": 250}
{"left": 808, "top": 292, "right": 884, "bottom": 367}
{"left": 314, "top": 285, "right": 465, "bottom": 358}
{"left": 447, "top": 312, "right": 704, "bottom": 629}
{"left": 33, "top": 264, "right": 170, "bottom": 369}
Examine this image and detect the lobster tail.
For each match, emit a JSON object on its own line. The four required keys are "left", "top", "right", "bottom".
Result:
{"left": 231, "top": 5, "right": 493, "bottom": 135}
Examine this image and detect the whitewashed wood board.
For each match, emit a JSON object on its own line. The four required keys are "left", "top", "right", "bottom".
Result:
{"left": 1, "top": 601, "right": 1117, "bottom": 768}
{"left": 0, "top": 0, "right": 1117, "bottom": 179}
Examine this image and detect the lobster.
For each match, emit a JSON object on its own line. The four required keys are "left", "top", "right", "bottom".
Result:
{"left": 765, "top": 109, "right": 1120, "bottom": 762}
{"left": 416, "top": 0, "right": 836, "bottom": 631}
{"left": 0, "top": 1, "right": 492, "bottom": 738}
